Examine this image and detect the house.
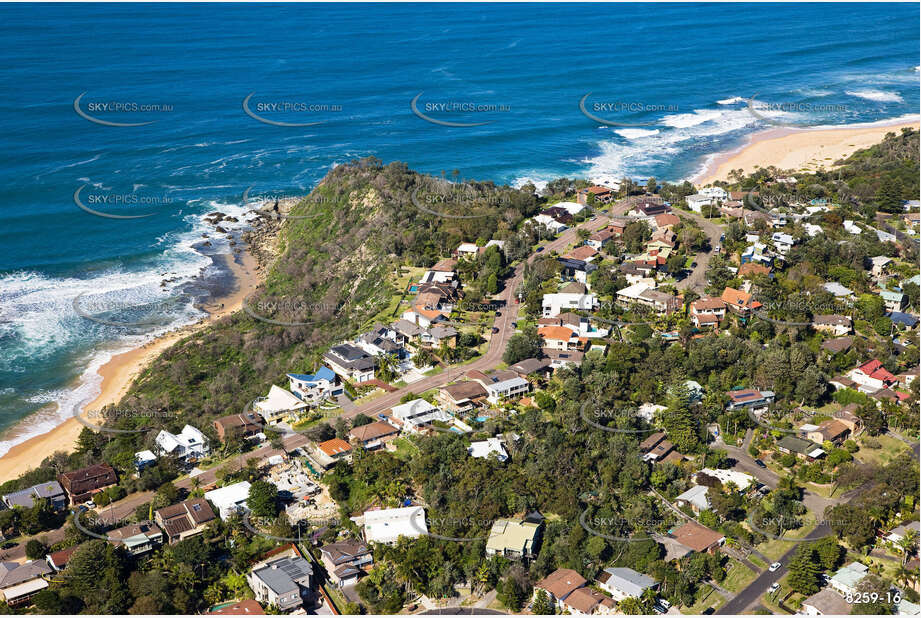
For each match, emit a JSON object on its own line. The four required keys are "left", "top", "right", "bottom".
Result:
{"left": 670, "top": 520, "right": 726, "bottom": 554}
{"left": 654, "top": 213, "right": 680, "bottom": 230}
{"left": 843, "top": 220, "right": 861, "bottom": 235}
{"left": 770, "top": 232, "right": 795, "bottom": 254}
{"left": 320, "top": 539, "right": 372, "bottom": 588}
{"left": 803, "top": 223, "right": 823, "bottom": 237}
{"left": 253, "top": 385, "right": 308, "bottom": 424}
{"left": 564, "top": 245, "right": 598, "bottom": 263}
{"left": 627, "top": 198, "right": 670, "bottom": 220}
{"left": 777, "top": 435, "right": 825, "bottom": 460}
{"left": 640, "top": 432, "right": 675, "bottom": 463}
{"left": 597, "top": 567, "right": 656, "bottom": 601}
{"left": 155, "top": 425, "right": 210, "bottom": 462}
{"left": 558, "top": 257, "right": 598, "bottom": 285}
{"left": 323, "top": 344, "right": 377, "bottom": 383}
{"left": 538, "top": 325, "right": 589, "bottom": 352}
{"left": 721, "top": 287, "right": 757, "bottom": 317}
{"left": 690, "top": 297, "right": 727, "bottom": 328}
{"left": 741, "top": 243, "right": 773, "bottom": 267}
{"left": 58, "top": 463, "right": 117, "bottom": 505}
{"left": 869, "top": 256, "right": 893, "bottom": 278}
{"left": 904, "top": 212, "right": 920, "bottom": 229}
{"left": 675, "top": 485, "right": 711, "bottom": 514}
{"left": 468, "top": 438, "right": 508, "bottom": 463}
{"left": 701, "top": 186, "right": 728, "bottom": 201}
{"left": 456, "top": 242, "right": 480, "bottom": 259}
{"left": 829, "top": 562, "right": 869, "bottom": 597}
{"left": 725, "top": 388, "right": 775, "bottom": 413}
{"left": 508, "top": 357, "right": 553, "bottom": 380}
{"left": 437, "top": 381, "right": 488, "bottom": 412}
{"left": 108, "top": 521, "right": 164, "bottom": 556}
{"left": 45, "top": 546, "right": 78, "bottom": 572}
{"left": 885, "top": 521, "right": 921, "bottom": 546}
{"left": 486, "top": 518, "right": 542, "bottom": 559}
{"left": 800, "top": 587, "right": 853, "bottom": 615}
{"left": 466, "top": 369, "right": 530, "bottom": 404}
{"left": 898, "top": 367, "right": 919, "bottom": 388}
{"left": 534, "top": 568, "right": 588, "bottom": 609}
{"left": 2, "top": 481, "right": 67, "bottom": 510}
{"left": 635, "top": 289, "right": 681, "bottom": 315}
{"left": 313, "top": 438, "right": 352, "bottom": 470}
{"left": 832, "top": 404, "right": 863, "bottom": 434}
{"left": 553, "top": 201, "right": 588, "bottom": 216}
{"left": 812, "top": 315, "right": 852, "bottom": 336}
{"left": 578, "top": 185, "right": 614, "bottom": 205}
{"left": 542, "top": 285, "right": 599, "bottom": 317}
{"left": 247, "top": 553, "right": 313, "bottom": 612}
{"left": 205, "top": 481, "right": 252, "bottom": 520}
{"left": 880, "top": 290, "right": 907, "bottom": 313}
{"left": 213, "top": 412, "right": 264, "bottom": 442}
{"left": 205, "top": 600, "right": 265, "bottom": 615}
{"left": 824, "top": 282, "right": 855, "bottom": 300}
{"left": 286, "top": 366, "right": 342, "bottom": 403}
{"left": 533, "top": 213, "right": 569, "bottom": 234}
{"left": 348, "top": 421, "right": 400, "bottom": 450}
{"left": 822, "top": 336, "right": 854, "bottom": 355}
{"left": 541, "top": 312, "right": 609, "bottom": 339}
{"left": 134, "top": 449, "right": 157, "bottom": 471}
{"left": 696, "top": 468, "right": 755, "bottom": 491}
{"left": 154, "top": 497, "right": 216, "bottom": 543}
{"left": 848, "top": 359, "right": 897, "bottom": 391}
{"left": 420, "top": 324, "right": 458, "bottom": 348}
{"left": 889, "top": 312, "right": 919, "bottom": 328}
{"left": 357, "top": 506, "right": 427, "bottom": 545}
{"left": 543, "top": 348, "right": 585, "bottom": 369}
{"left": 0, "top": 561, "right": 52, "bottom": 607}
{"left": 390, "top": 399, "right": 452, "bottom": 433}
{"left": 804, "top": 420, "right": 850, "bottom": 445}
{"left": 586, "top": 228, "right": 615, "bottom": 249}
{"left": 686, "top": 194, "right": 712, "bottom": 213}
{"left": 562, "top": 587, "right": 616, "bottom": 615}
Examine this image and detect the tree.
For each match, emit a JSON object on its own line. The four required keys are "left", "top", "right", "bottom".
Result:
{"left": 786, "top": 545, "right": 821, "bottom": 595}
{"left": 496, "top": 565, "right": 530, "bottom": 611}
{"left": 531, "top": 588, "right": 554, "bottom": 614}
{"left": 25, "top": 539, "right": 47, "bottom": 559}
{"left": 647, "top": 177, "right": 658, "bottom": 194}
{"left": 247, "top": 480, "right": 279, "bottom": 517}
{"left": 503, "top": 325, "right": 542, "bottom": 365}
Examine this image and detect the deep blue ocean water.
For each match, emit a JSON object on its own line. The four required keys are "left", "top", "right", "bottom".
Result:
{"left": 0, "top": 3, "right": 918, "bottom": 453}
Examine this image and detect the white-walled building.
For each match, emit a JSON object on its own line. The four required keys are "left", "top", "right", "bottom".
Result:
{"left": 204, "top": 481, "right": 252, "bottom": 520}
{"left": 154, "top": 425, "right": 209, "bottom": 462}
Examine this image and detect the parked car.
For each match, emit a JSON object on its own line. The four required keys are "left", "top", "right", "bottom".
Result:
{"left": 768, "top": 583, "right": 780, "bottom": 593}
{"left": 754, "top": 459, "right": 767, "bottom": 468}
{"left": 492, "top": 327, "right": 499, "bottom": 333}
{"left": 769, "top": 562, "right": 782, "bottom": 572}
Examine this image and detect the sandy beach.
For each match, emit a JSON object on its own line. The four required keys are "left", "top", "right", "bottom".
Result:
{"left": 696, "top": 117, "right": 920, "bottom": 186}
{"left": 0, "top": 248, "right": 265, "bottom": 483}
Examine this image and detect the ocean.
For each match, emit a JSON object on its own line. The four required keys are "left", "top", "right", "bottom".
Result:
{"left": 0, "top": 2, "right": 918, "bottom": 456}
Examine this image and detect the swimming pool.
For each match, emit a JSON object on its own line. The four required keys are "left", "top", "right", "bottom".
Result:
{"left": 475, "top": 416, "right": 489, "bottom": 423}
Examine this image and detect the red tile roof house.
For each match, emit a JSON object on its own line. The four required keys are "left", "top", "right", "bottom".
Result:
{"left": 720, "top": 287, "right": 759, "bottom": 317}
{"left": 45, "top": 546, "right": 80, "bottom": 572}
{"left": 534, "top": 568, "right": 588, "bottom": 610}
{"left": 847, "top": 359, "right": 898, "bottom": 392}
{"left": 58, "top": 463, "right": 117, "bottom": 505}
{"left": 670, "top": 520, "right": 726, "bottom": 554}
{"left": 578, "top": 185, "right": 615, "bottom": 205}
{"left": 562, "top": 587, "right": 616, "bottom": 615}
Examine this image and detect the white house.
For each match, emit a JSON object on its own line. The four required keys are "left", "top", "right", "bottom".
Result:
{"left": 541, "top": 292, "right": 599, "bottom": 317}
{"left": 597, "top": 567, "right": 656, "bottom": 601}
{"left": 700, "top": 187, "right": 728, "bottom": 201}
{"left": 204, "top": 481, "right": 252, "bottom": 520}
{"left": 456, "top": 242, "right": 479, "bottom": 259}
{"left": 390, "top": 399, "right": 452, "bottom": 432}
{"left": 697, "top": 468, "right": 755, "bottom": 491}
{"left": 357, "top": 506, "right": 428, "bottom": 545}
{"left": 686, "top": 194, "right": 712, "bottom": 213}
{"left": 468, "top": 438, "right": 509, "bottom": 463}
{"left": 154, "top": 425, "right": 209, "bottom": 462}
{"left": 771, "top": 232, "right": 795, "bottom": 255}
{"left": 803, "top": 223, "right": 823, "bottom": 237}
{"left": 843, "top": 220, "right": 861, "bottom": 235}
{"left": 532, "top": 214, "right": 568, "bottom": 234}
{"left": 254, "top": 384, "right": 308, "bottom": 424}
{"left": 552, "top": 201, "right": 588, "bottom": 216}
{"left": 287, "top": 366, "right": 341, "bottom": 403}
{"left": 675, "top": 485, "right": 711, "bottom": 513}
{"left": 829, "top": 562, "right": 869, "bottom": 597}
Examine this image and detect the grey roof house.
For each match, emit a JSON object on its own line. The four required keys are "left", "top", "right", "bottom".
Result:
{"left": 247, "top": 555, "right": 314, "bottom": 612}
{"left": 2, "top": 481, "right": 67, "bottom": 510}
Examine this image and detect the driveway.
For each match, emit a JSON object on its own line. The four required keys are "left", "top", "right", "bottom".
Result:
{"left": 676, "top": 209, "right": 724, "bottom": 292}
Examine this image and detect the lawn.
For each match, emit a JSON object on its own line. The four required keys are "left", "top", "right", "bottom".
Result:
{"left": 749, "top": 554, "right": 768, "bottom": 570}
{"left": 722, "top": 560, "right": 758, "bottom": 593}
{"left": 854, "top": 434, "right": 910, "bottom": 466}
{"left": 680, "top": 584, "right": 725, "bottom": 615}
{"left": 392, "top": 437, "right": 419, "bottom": 461}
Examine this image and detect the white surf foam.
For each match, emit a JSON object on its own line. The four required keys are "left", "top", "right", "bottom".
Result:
{"left": 615, "top": 128, "right": 660, "bottom": 139}
{"left": 845, "top": 89, "right": 904, "bottom": 103}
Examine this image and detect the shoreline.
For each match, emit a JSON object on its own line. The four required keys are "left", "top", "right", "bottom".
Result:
{"left": 0, "top": 220, "right": 277, "bottom": 484}
{"left": 695, "top": 116, "right": 921, "bottom": 186}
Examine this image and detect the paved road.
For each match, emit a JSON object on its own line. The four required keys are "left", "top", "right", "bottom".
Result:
{"left": 676, "top": 208, "right": 724, "bottom": 293}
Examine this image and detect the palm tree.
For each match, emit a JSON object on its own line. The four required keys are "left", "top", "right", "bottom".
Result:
{"left": 898, "top": 529, "right": 919, "bottom": 564}
{"left": 376, "top": 353, "right": 398, "bottom": 382}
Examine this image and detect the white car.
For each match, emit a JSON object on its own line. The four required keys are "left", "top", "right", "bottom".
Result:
{"left": 769, "top": 562, "right": 782, "bottom": 572}
{"left": 768, "top": 583, "right": 780, "bottom": 593}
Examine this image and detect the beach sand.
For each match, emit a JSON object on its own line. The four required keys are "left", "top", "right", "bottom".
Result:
{"left": 0, "top": 249, "right": 264, "bottom": 483}
{"left": 696, "top": 118, "right": 920, "bottom": 185}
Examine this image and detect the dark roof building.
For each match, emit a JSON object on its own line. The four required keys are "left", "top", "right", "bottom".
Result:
{"left": 58, "top": 464, "right": 117, "bottom": 504}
